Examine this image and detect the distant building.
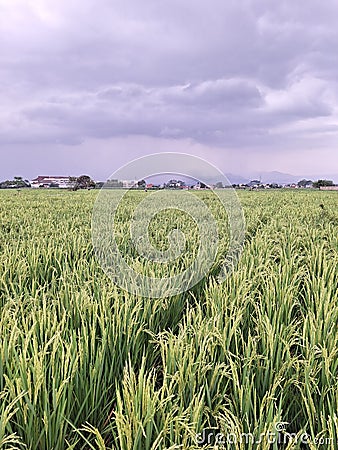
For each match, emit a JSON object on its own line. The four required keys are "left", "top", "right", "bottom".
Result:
{"left": 193, "top": 182, "right": 209, "bottom": 189}
{"left": 103, "top": 179, "right": 138, "bottom": 188}
{"left": 121, "top": 180, "right": 137, "bottom": 188}
{"left": 165, "top": 179, "right": 187, "bottom": 189}
{"left": 267, "top": 183, "right": 282, "bottom": 189}
{"left": 31, "top": 176, "right": 74, "bottom": 189}
{"left": 320, "top": 186, "right": 338, "bottom": 191}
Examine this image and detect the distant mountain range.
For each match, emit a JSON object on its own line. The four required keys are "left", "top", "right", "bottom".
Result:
{"left": 252, "top": 171, "right": 301, "bottom": 184}
{"left": 225, "top": 171, "right": 338, "bottom": 185}
{"left": 224, "top": 174, "right": 250, "bottom": 185}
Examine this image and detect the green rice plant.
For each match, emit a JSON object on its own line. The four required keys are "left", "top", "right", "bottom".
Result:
{"left": 0, "top": 188, "right": 337, "bottom": 449}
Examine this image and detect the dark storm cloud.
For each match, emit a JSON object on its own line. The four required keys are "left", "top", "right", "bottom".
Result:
{"left": 0, "top": 0, "right": 338, "bottom": 176}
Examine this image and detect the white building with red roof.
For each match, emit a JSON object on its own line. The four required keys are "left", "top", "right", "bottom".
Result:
{"left": 31, "top": 176, "right": 74, "bottom": 188}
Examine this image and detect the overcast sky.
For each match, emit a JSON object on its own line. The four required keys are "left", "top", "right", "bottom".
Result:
{"left": 1, "top": 0, "right": 338, "bottom": 180}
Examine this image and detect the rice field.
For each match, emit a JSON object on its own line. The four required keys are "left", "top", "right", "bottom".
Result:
{"left": 0, "top": 188, "right": 337, "bottom": 449}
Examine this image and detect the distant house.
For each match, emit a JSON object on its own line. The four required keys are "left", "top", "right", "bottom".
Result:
{"left": 31, "top": 176, "right": 74, "bottom": 189}
{"left": 193, "top": 182, "right": 209, "bottom": 189}
{"left": 267, "top": 183, "right": 282, "bottom": 189}
{"left": 165, "top": 179, "right": 187, "bottom": 189}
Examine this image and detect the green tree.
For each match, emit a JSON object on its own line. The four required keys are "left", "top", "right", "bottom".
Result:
{"left": 313, "top": 179, "right": 334, "bottom": 188}
{"left": 297, "top": 179, "right": 313, "bottom": 188}
{"left": 73, "top": 175, "right": 95, "bottom": 190}
{"left": 137, "top": 179, "right": 146, "bottom": 189}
